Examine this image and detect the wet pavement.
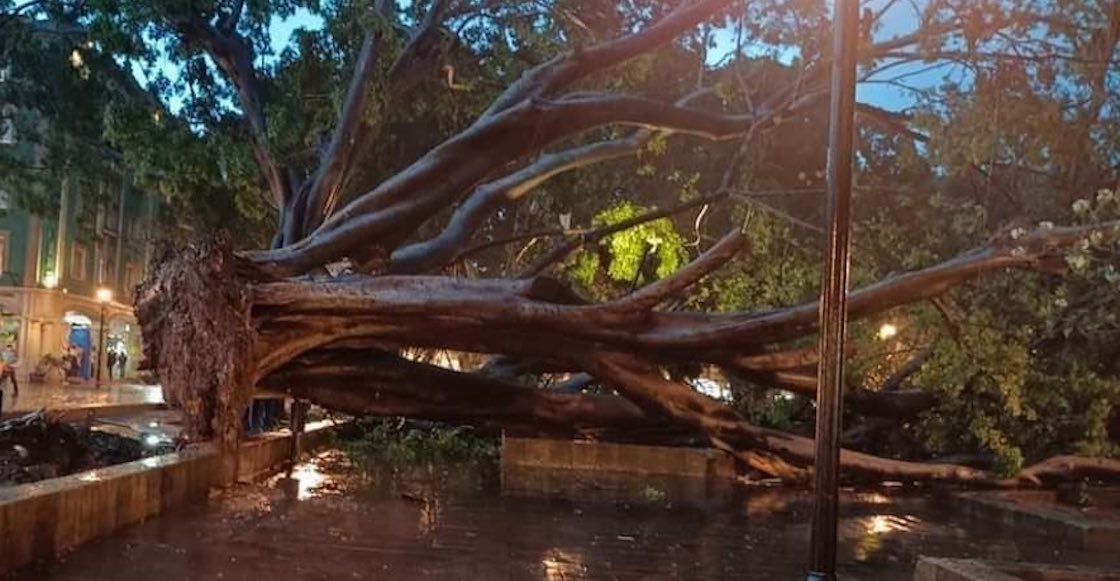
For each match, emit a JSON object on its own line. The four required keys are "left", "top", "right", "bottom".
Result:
{"left": 0, "top": 382, "right": 164, "bottom": 416}
{"left": 88, "top": 408, "right": 184, "bottom": 444}
{"left": 14, "top": 451, "right": 1120, "bottom": 581}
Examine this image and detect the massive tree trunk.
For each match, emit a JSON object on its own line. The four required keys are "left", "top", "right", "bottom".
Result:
{"left": 132, "top": 0, "right": 1120, "bottom": 488}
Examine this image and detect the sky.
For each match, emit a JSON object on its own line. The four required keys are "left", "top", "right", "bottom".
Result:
{"left": 705, "top": 0, "right": 962, "bottom": 112}
{"left": 131, "top": 0, "right": 957, "bottom": 117}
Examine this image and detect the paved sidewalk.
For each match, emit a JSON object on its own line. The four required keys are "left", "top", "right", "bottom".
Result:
{"left": 0, "top": 382, "right": 164, "bottom": 418}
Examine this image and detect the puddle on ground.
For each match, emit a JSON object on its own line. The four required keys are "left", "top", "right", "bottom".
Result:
{"left": 14, "top": 450, "right": 1120, "bottom": 581}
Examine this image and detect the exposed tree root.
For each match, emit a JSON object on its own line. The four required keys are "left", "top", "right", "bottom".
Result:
{"left": 135, "top": 238, "right": 255, "bottom": 449}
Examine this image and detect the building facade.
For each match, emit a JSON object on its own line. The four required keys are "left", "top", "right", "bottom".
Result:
{"left": 0, "top": 175, "right": 165, "bottom": 381}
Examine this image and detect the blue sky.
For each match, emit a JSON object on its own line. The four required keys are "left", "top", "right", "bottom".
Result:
{"left": 266, "top": 0, "right": 949, "bottom": 113}
{"left": 268, "top": 8, "right": 324, "bottom": 53}
{"left": 705, "top": 0, "right": 960, "bottom": 112}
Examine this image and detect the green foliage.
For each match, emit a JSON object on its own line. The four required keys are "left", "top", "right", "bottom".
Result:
{"left": 340, "top": 418, "right": 498, "bottom": 465}
{"left": 687, "top": 211, "right": 818, "bottom": 312}
{"left": 566, "top": 201, "right": 687, "bottom": 296}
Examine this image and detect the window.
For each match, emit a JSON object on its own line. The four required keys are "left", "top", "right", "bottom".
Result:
{"left": 0, "top": 104, "right": 14, "bottom": 145}
{"left": 0, "top": 65, "right": 10, "bottom": 83}
{"left": 71, "top": 244, "right": 88, "bottom": 281}
{"left": 0, "top": 114, "right": 13, "bottom": 146}
{"left": 132, "top": 218, "right": 148, "bottom": 242}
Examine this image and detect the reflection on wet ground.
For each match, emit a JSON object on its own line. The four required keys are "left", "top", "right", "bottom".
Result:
{"left": 0, "top": 383, "right": 164, "bottom": 414}
{"left": 15, "top": 451, "right": 1120, "bottom": 581}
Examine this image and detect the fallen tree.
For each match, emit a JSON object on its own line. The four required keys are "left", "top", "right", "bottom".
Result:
{"left": 50, "top": 0, "right": 1110, "bottom": 486}
{"left": 139, "top": 218, "right": 1120, "bottom": 486}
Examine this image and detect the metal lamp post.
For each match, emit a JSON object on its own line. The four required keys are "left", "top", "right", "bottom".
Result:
{"left": 807, "top": 0, "right": 860, "bottom": 579}
{"left": 95, "top": 288, "right": 112, "bottom": 388}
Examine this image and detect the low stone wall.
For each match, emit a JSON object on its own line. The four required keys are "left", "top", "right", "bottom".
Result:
{"left": 236, "top": 420, "right": 337, "bottom": 482}
{"left": 0, "top": 403, "right": 166, "bottom": 422}
{"left": 0, "top": 420, "right": 340, "bottom": 575}
{"left": 501, "top": 437, "right": 737, "bottom": 479}
{"left": 914, "top": 557, "right": 1120, "bottom": 580}
{"left": 955, "top": 492, "right": 1120, "bottom": 552}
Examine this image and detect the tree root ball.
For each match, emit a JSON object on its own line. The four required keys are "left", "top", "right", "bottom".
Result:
{"left": 135, "top": 237, "right": 255, "bottom": 448}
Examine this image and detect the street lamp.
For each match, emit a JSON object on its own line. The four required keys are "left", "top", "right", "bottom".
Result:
{"left": 95, "top": 287, "right": 112, "bottom": 388}
{"left": 877, "top": 323, "right": 898, "bottom": 341}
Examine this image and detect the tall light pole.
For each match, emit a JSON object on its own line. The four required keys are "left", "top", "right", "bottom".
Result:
{"left": 807, "top": 0, "right": 860, "bottom": 579}
{"left": 95, "top": 287, "right": 112, "bottom": 388}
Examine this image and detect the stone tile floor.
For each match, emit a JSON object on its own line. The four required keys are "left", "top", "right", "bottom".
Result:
{"left": 14, "top": 453, "right": 1120, "bottom": 581}
{"left": 0, "top": 382, "right": 164, "bottom": 416}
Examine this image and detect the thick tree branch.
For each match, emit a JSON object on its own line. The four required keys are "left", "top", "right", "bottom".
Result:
{"left": 729, "top": 345, "right": 820, "bottom": 371}
{"left": 587, "top": 351, "right": 991, "bottom": 483}
{"left": 387, "top": 0, "right": 454, "bottom": 91}
{"left": 729, "top": 368, "right": 939, "bottom": 418}
{"left": 389, "top": 138, "right": 647, "bottom": 273}
{"left": 248, "top": 222, "right": 1120, "bottom": 362}
{"left": 484, "top": 0, "right": 736, "bottom": 116}
{"left": 390, "top": 90, "right": 712, "bottom": 274}
{"left": 253, "top": 97, "right": 754, "bottom": 277}
{"left": 294, "top": 0, "right": 456, "bottom": 242}
{"left": 881, "top": 347, "right": 933, "bottom": 391}
{"left": 263, "top": 348, "right": 659, "bottom": 434}
{"left": 168, "top": 15, "right": 289, "bottom": 208}
{"left": 294, "top": 33, "right": 381, "bottom": 241}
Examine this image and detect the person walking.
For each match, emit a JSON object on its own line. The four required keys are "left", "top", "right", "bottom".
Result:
{"left": 66, "top": 344, "right": 80, "bottom": 381}
{"left": 117, "top": 350, "right": 128, "bottom": 379}
{"left": 107, "top": 349, "right": 118, "bottom": 382}
{"left": 2, "top": 344, "right": 19, "bottom": 397}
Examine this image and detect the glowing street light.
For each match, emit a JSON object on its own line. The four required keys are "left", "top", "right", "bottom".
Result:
{"left": 42, "top": 272, "right": 58, "bottom": 289}
{"left": 95, "top": 287, "right": 112, "bottom": 387}
{"left": 877, "top": 323, "right": 898, "bottom": 341}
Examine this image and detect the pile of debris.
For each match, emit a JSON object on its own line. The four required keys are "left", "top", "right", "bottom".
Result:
{"left": 0, "top": 410, "right": 149, "bottom": 486}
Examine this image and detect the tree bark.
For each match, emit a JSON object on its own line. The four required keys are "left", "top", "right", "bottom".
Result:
{"left": 262, "top": 348, "right": 661, "bottom": 436}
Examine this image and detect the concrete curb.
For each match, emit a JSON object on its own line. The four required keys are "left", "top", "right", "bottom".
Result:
{"left": 955, "top": 492, "right": 1120, "bottom": 552}
{"left": 501, "top": 436, "right": 736, "bottom": 479}
{"left": 0, "top": 403, "right": 168, "bottom": 422}
{"left": 0, "top": 419, "right": 342, "bottom": 575}
{"left": 914, "top": 557, "right": 1120, "bottom": 580}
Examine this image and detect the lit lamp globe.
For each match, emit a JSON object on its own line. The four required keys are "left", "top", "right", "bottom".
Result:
{"left": 42, "top": 273, "right": 58, "bottom": 289}
{"left": 96, "top": 288, "right": 113, "bottom": 303}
